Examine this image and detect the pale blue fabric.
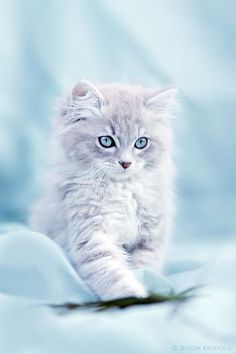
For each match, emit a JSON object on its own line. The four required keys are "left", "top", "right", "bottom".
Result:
{"left": 0, "top": 228, "right": 235, "bottom": 354}
{"left": 0, "top": 0, "right": 235, "bottom": 352}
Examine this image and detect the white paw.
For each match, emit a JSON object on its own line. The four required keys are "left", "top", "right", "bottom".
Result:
{"left": 101, "top": 284, "right": 148, "bottom": 301}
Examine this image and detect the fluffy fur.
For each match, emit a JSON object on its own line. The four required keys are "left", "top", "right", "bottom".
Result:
{"left": 30, "top": 80, "right": 177, "bottom": 300}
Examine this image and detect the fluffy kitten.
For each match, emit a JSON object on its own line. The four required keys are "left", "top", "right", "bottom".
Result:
{"left": 30, "top": 80, "right": 177, "bottom": 300}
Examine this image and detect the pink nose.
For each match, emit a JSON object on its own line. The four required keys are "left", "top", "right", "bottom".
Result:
{"left": 119, "top": 161, "right": 131, "bottom": 169}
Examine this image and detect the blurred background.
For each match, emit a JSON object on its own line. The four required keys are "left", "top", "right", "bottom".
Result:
{"left": 0, "top": 0, "right": 235, "bottom": 251}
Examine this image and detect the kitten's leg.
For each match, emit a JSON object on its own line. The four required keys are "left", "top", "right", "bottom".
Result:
{"left": 71, "top": 235, "right": 147, "bottom": 300}
{"left": 64, "top": 193, "right": 147, "bottom": 301}
{"left": 131, "top": 241, "right": 167, "bottom": 272}
{"left": 131, "top": 220, "right": 170, "bottom": 272}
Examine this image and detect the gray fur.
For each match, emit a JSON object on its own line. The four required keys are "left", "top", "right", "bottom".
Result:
{"left": 30, "top": 80, "right": 177, "bottom": 300}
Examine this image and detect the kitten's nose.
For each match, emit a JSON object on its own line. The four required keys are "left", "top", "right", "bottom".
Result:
{"left": 119, "top": 161, "right": 132, "bottom": 169}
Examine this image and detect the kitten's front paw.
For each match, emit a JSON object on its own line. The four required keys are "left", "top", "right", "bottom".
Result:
{"left": 131, "top": 287, "right": 148, "bottom": 299}
{"left": 102, "top": 284, "right": 148, "bottom": 301}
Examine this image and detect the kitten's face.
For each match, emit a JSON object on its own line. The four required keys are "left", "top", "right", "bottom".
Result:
{"left": 59, "top": 81, "right": 176, "bottom": 181}
{"left": 94, "top": 128, "right": 151, "bottom": 180}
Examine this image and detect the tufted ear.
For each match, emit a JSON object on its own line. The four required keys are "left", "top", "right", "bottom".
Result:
{"left": 58, "top": 80, "right": 105, "bottom": 124}
{"left": 71, "top": 80, "right": 105, "bottom": 108}
{"left": 145, "top": 87, "right": 177, "bottom": 113}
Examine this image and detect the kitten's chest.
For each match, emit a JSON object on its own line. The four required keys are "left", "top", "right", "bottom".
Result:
{"left": 101, "top": 180, "right": 154, "bottom": 246}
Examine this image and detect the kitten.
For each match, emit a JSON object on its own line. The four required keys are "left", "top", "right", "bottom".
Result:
{"left": 30, "top": 80, "right": 177, "bottom": 300}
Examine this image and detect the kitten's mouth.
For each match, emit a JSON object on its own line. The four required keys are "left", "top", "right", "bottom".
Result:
{"left": 109, "top": 167, "right": 135, "bottom": 181}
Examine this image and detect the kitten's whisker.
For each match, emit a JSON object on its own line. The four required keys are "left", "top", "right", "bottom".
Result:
{"left": 100, "top": 168, "right": 109, "bottom": 200}
{"left": 94, "top": 170, "right": 106, "bottom": 197}
{"left": 74, "top": 163, "right": 102, "bottom": 199}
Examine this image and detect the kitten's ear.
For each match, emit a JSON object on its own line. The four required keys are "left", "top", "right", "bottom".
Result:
{"left": 145, "top": 87, "right": 178, "bottom": 113}
{"left": 58, "top": 80, "right": 105, "bottom": 125}
{"left": 71, "top": 80, "right": 105, "bottom": 108}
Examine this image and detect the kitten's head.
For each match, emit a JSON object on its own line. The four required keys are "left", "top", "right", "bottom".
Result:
{"left": 57, "top": 80, "right": 177, "bottom": 180}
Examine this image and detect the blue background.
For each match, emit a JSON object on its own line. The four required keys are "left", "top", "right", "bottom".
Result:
{"left": 0, "top": 0, "right": 235, "bottom": 245}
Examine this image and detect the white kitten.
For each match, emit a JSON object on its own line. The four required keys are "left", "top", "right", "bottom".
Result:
{"left": 30, "top": 80, "right": 177, "bottom": 300}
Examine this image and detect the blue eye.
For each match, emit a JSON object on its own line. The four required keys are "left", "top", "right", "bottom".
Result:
{"left": 98, "top": 136, "right": 116, "bottom": 148}
{"left": 134, "top": 137, "right": 148, "bottom": 149}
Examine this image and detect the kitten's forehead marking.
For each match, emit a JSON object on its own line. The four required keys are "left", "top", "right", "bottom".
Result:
{"left": 104, "top": 125, "right": 115, "bottom": 136}
{"left": 110, "top": 125, "right": 115, "bottom": 135}
{"left": 103, "top": 122, "right": 147, "bottom": 147}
